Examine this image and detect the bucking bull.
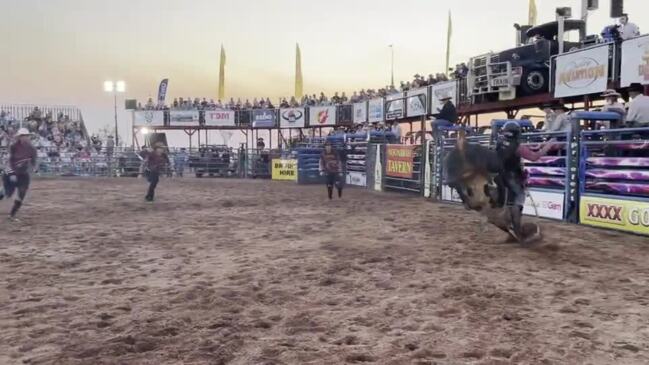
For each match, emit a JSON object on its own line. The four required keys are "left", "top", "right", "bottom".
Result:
{"left": 444, "top": 130, "right": 542, "bottom": 244}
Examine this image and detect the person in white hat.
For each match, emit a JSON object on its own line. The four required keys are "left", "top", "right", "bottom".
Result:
{"left": 1, "top": 128, "right": 37, "bottom": 221}
{"left": 600, "top": 89, "right": 626, "bottom": 128}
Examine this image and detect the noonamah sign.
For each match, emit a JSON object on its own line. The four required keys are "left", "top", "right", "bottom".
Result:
{"left": 386, "top": 145, "right": 415, "bottom": 179}
{"left": 554, "top": 45, "right": 609, "bottom": 98}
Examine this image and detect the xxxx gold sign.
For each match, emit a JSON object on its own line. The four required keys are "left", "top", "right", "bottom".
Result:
{"left": 580, "top": 196, "right": 649, "bottom": 236}
{"left": 386, "top": 145, "right": 415, "bottom": 179}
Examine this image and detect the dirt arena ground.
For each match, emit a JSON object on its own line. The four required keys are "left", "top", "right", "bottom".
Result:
{"left": 1, "top": 178, "right": 649, "bottom": 365}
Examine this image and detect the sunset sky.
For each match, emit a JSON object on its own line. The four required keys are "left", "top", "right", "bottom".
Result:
{"left": 1, "top": 0, "right": 648, "bottom": 146}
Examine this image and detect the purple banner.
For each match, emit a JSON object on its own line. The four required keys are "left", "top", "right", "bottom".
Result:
{"left": 586, "top": 169, "right": 649, "bottom": 181}
{"left": 587, "top": 157, "right": 649, "bottom": 167}
{"left": 525, "top": 166, "right": 566, "bottom": 177}
{"left": 586, "top": 181, "right": 649, "bottom": 196}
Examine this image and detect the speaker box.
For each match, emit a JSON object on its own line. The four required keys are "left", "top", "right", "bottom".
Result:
{"left": 147, "top": 133, "right": 168, "bottom": 148}
{"left": 611, "top": 0, "right": 624, "bottom": 18}
{"left": 125, "top": 99, "right": 137, "bottom": 110}
{"left": 587, "top": 0, "right": 598, "bottom": 11}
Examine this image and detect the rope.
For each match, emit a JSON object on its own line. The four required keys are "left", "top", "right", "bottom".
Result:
{"left": 526, "top": 189, "right": 540, "bottom": 218}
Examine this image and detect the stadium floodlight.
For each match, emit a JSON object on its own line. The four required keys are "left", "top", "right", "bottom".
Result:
{"left": 116, "top": 81, "right": 126, "bottom": 93}
{"left": 103, "top": 81, "right": 115, "bottom": 92}
{"left": 104, "top": 80, "right": 127, "bottom": 146}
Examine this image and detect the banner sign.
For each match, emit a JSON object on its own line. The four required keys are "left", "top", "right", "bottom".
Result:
{"left": 621, "top": 35, "right": 649, "bottom": 87}
{"left": 133, "top": 110, "right": 164, "bottom": 127}
{"left": 157, "top": 78, "right": 169, "bottom": 106}
{"left": 346, "top": 171, "right": 367, "bottom": 187}
{"left": 271, "top": 159, "right": 297, "bottom": 181}
{"left": 407, "top": 87, "right": 428, "bottom": 117}
{"left": 554, "top": 45, "right": 609, "bottom": 98}
{"left": 385, "top": 93, "right": 405, "bottom": 120}
{"left": 368, "top": 98, "right": 384, "bottom": 123}
{"left": 252, "top": 109, "right": 277, "bottom": 128}
{"left": 308, "top": 106, "right": 336, "bottom": 126}
{"left": 169, "top": 110, "right": 200, "bottom": 126}
{"left": 523, "top": 190, "right": 565, "bottom": 220}
{"left": 580, "top": 196, "right": 649, "bottom": 236}
{"left": 204, "top": 110, "right": 235, "bottom": 127}
{"left": 441, "top": 184, "right": 462, "bottom": 202}
{"left": 280, "top": 108, "right": 305, "bottom": 128}
{"left": 431, "top": 81, "right": 457, "bottom": 115}
{"left": 353, "top": 102, "right": 367, "bottom": 124}
{"left": 386, "top": 145, "right": 415, "bottom": 178}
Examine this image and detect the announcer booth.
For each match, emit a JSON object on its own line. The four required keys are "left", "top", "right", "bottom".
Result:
{"left": 578, "top": 116, "right": 649, "bottom": 236}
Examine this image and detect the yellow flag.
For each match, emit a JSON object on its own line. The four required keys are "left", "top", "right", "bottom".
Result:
{"left": 295, "top": 43, "right": 303, "bottom": 99}
{"left": 445, "top": 11, "right": 452, "bottom": 77}
{"left": 218, "top": 45, "right": 226, "bottom": 100}
{"left": 529, "top": 0, "right": 537, "bottom": 26}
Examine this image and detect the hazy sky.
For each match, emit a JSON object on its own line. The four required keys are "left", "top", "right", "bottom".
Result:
{"left": 1, "top": 0, "right": 648, "bottom": 145}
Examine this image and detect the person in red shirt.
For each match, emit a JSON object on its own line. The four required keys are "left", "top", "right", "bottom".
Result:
{"left": 1, "top": 128, "right": 38, "bottom": 221}
{"left": 144, "top": 143, "right": 168, "bottom": 202}
{"left": 496, "top": 122, "right": 555, "bottom": 241}
{"left": 319, "top": 141, "right": 344, "bottom": 200}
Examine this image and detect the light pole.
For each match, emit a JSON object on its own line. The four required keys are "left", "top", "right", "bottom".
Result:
{"left": 104, "top": 80, "right": 126, "bottom": 146}
{"left": 389, "top": 45, "right": 394, "bottom": 88}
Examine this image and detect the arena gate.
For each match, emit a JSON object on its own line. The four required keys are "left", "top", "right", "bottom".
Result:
{"left": 426, "top": 120, "right": 579, "bottom": 222}
{"left": 578, "top": 123, "right": 649, "bottom": 236}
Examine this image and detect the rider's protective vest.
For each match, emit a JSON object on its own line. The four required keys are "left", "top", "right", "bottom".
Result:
{"left": 496, "top": 137, "right": 524, "bottom": 180}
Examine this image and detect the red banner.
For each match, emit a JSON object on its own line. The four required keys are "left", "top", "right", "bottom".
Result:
{"left": 386, "top": 145, "right": 415, "bottom": 178}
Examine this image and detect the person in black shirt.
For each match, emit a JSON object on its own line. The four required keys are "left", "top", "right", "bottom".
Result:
{"left": 431, "top": 96, "right": 458, "bottom": 135}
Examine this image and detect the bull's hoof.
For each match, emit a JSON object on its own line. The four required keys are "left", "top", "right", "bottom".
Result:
{"left": 521, "top": 223, "right": 543, "bottom": 245}
{"left": 504, "top": 223, "right": 542, "bottom": 245}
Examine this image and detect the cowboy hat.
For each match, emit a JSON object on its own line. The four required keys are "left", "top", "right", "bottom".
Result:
{"left": 602, "top": 89, "right": 621, "bottom": 97}
{"left": 552, "top": 104, "right": 570, "bottom": 111}
{"left": 16, "top": 128, "right": 32, "bottom": 136}
{"left": 439, "top": 96, "right": 453, "bottom": 101}
{"left": 628, "top": 83, "right": 645, "bottom": 93}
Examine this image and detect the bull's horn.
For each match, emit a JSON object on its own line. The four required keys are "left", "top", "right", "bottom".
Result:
{"left": 457, "top": 129, "right": 466, "bottom": 156}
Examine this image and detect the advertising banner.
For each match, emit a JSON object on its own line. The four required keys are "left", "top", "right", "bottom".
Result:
{"left": 353, "top": 102, "right": 367, "bottom": 124}
{"left": 386, "top": 145, "right": 415, "bottom": 178}
{"left": 308, "top": 106, "right": 336, "bottom": 126}
{"left": 157, "top": 79, "right": 169, "bottom": 106}
{"left": 337, "top": 104, "right": 353, "bottom": 125}
{"left": 385, "top": 93, "right": 405, "bottom": 120}
{"left": 523, "top": 190, "right": 565, "bottom": 220}
{"left": 580, "top": 195, "right": 649, "bottom": 235}
{"left": 407, "top": 87, "right": 428, "bottom": 117}
{"left": 621, "top": 35, "right": 649, "bottom": 87}
{"left": 368, "top": 98, "right": 384, "bottom": 123}
{"left": 430, "top": 81, "right": 457, "bottom": 115}
{"left": 346, "top": 171, "right": 367, "bottom": 187}
{"left": 554, "top": 45, "right": 609, "bottom": 98}
{"left": 441, "top": 184, "right": 462, "bottom": 202}
{"left": 133, "top": 110, "right": 165, "bottom": 127}
{"left": 279, "top": 108, "right": 306, "bottom": 128}
{"left": 271, "top": 159, "right": 298, "bottom": 181}
{"left": 252, "top": 109, "right": 277, "bottom": 128}
{"left": 169, "top": 110, "right": 200, "bottom": 126}
{"left": 204, "top": 110, "right": 235, "bottom": 127}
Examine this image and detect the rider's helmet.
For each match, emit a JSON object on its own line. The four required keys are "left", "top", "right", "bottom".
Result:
{"left": 501, "top": 121, "right": 521, "bottom": 141}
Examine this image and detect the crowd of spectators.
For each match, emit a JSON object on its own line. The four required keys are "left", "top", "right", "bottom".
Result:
{"left": 0, "top": 107, "right": 87, "bottom": 151}
{"left": 136, "top": 65, "right": 468, "bottom": 112}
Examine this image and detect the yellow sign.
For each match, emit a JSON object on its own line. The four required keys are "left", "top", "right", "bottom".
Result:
{"left": 271, "top": 159, "right": 297, "bottom": 181}
{"left": 580, "top": 196, "right": 649, "bottom": 236}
